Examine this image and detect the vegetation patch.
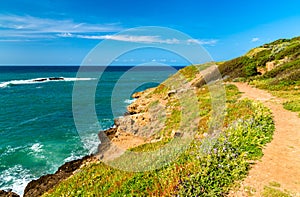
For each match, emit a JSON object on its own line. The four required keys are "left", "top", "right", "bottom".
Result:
{"left": 283, "top": 100, "right": 300, "bottom": 117}
{"left": 262, "top": 186, "right": 292, "bottom": 197}
{"left": 42, "top": 36, "right": 300, "bottom": 196}
{"left": 43, "top": 84, "right": 275, "bottom": 196}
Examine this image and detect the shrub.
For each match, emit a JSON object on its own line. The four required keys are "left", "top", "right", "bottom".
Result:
{"left": 275, "top": 42, "right": 300, "bottom": 60}
{"left": 244, "top": 63, "right": 258, "bottom": 77}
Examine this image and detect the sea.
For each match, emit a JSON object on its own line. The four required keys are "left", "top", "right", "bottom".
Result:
{"left": 0, "top": 66, "right": 182, "bottom": 196}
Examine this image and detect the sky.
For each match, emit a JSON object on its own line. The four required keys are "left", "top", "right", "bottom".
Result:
{"left": 0, "top": 0, "right": 300, "bottom": 66}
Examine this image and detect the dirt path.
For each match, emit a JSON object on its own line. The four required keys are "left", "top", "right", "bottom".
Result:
{"left": 229, "top": 82, "right": 300, "bottom": 197}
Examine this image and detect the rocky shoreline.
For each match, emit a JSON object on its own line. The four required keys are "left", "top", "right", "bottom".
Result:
{"left": 1, "top": 65, "right": 219, "bottom": 197}
{"left": 0, "top": 125, "right": 119, "bottom": 197}
{"left": 0, "top": 88, "right": 156, "bottom": 197}
{"left": 1, "top": 155, "right": 97, "bottom": 197}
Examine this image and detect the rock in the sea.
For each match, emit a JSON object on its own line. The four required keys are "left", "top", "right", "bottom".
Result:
{"left": 33, "top": 78, "right": 47, "bottom": 82}
{"left": 49, "top": 77, "right": 64, "bottom": 81}
{"left": 0, "top": 190, "right": 19, "bottom": 197}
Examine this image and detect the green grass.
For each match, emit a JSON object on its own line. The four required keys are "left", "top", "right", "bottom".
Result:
{"left": 244, "top": 186, "right": 256, "bottom": 196}
{"left": 269, "top": 181, "right": 281, "bottom": 188}
{"left": 246, "top": 48, "right": 300, "bottom": 116}
{"left": 43, "top": 84, "right": 275, "bottom": 197}
{"left": 262, "top": 186, "right": 292, "bottom": 197}
{"left": 249, "top": 76, "right": 300, "bottom": 116}
{"left": 39, "top": 36, "right": 300, "bottom": 196}
{"left": 42, "top": 36, "right": 300, "bottom": 196}
{"left": 284, "top": 100, "right": 300, "bottom": 113}
{"left": 178, "top": 65, "right": 198, "bottom": 81}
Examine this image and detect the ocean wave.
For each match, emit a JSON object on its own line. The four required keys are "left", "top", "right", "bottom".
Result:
{"left": 81, "top": 133, "right": 100, "bottom": 154}
{"left": 18, "top": 112, "right": 59, "bottom": 126}
{"left": 0, "top": 77, "right": 96, "bottom": 88}
{"left": 0, "top": 165, "right": 33, "bottom": 196}
{"left": 124, "top": 99, "right": 136, "bottom": 104}
{"left": 64, "top": 152, "right": 84, "bottom": 163}
{"left": 0, "top": 146, "right": 23, "bottom": 157}
{"left": 29, "top": 143, "right": 43, "bottom": 153}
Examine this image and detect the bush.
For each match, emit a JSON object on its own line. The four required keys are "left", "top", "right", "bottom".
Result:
{"left": 177, "top": 100, "right": 274, "bottom": 196}
{"left": 255, "top": 49, "right": 272, "bottom": 67}
{"left": 244, "top": 63, "right": 258, "bottom": 77}
{"left": 275, "top": 42, "right": 300, "bottom": 60}
{"left": 219, "top": 56, "right": 258, "bottom": 78}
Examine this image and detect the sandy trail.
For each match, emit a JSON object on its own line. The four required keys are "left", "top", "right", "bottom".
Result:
{"left": 230, "top": 82, "right": 300, "bottom": 197}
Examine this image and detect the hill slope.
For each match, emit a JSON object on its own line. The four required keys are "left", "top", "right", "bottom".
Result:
{"left": 19, "top": 36, "right": 300, "bottom": 197}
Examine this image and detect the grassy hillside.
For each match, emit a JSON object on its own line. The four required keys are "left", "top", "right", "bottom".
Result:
{"left": 42, "top": 36, "right": 300, "bottom": 196}
{"left": 219, "top": 36, "right": 300, "bottom": 80}
{"left": 220, "top": 36, "right": 300, "bottom": 117}
{"left": 44, "top": 87, "right": 274, "bottom": 196}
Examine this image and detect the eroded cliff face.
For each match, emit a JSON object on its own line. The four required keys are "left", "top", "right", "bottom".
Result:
{"left": 97, "top": 87, "right": 168, "bottom": 161}
{"left": 96, "top": 65, "right": 216, "bottom": 161}
{"left": 107, "top": 65, "right": 220, "bottom": 139}
{"left": 19, "top": 64, "right": 217, "bottom": 197}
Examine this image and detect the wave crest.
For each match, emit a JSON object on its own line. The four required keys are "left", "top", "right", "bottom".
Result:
{"left": 0, "top": 77, "right": 95, "bottom": 88}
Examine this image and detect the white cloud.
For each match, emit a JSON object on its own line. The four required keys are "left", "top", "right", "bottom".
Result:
{"left": 57, "top": 32, "right": 73, "bottom": 37}
{"left": 63, "top": 33, "right": 217, "bottom": 46}
{"left": 0, "top": 14, "right": 121, "bottom": 33}
{"left": 0, "top": 14, "right": 218, "bottom": 46}
{"left": 251, "top": 37, "right": 260, "bottom": 42}
{"left": 187, "top": 39, "right": 218, "bottom": 45}
{"left": 0, "top": 14, "right": 122, "bottom": 41}
{"left": 74, "top": 34, "right": 182, "bottom": 44}
{"left": 76, "top": 34, "right": 162, "bottom": 43}
{"left": 0, "top": 39, "right": 32, "bottom": 42}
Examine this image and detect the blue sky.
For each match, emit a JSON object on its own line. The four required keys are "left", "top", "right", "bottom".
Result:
{"left": 0, "top": 0, "right": 300, "bottom": 65}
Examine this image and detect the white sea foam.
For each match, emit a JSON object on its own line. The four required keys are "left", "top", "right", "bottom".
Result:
{"left": 0, "top": 77, "right": 96, "bottom": 88}
{"left": 0, "top": 165, "right": 33, "bottom": 196}
{"left": 14, "top": 112, "right": 58, "bottom": 129}
{"left": 124, "top": 98, "right": 136, "bottom": 104}
{"left": 19, "top": 117, "right": 39, "bottom": 126}
{"left": 64, "top": 152, "right": 83, "bottom": 163}
{"left": 81, "top": 133, "right": 100, "bottom": 154}
{"left": 30, "top": 143, "right": 43, "bottom": 153}
{"left": 63, "top": 77, "right": 95, "bottom": 81}
{"left": 0, "top": 146, "right": 23, "bottom": 157}
{"left": 28, "top": 143, "right": 45, "bottom": 159}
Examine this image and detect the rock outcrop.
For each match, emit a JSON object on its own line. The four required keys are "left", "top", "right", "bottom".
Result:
{"left": 0, "top": 190, "right": 19, "bottom": 197}
{"left": 266, "top": 57, "right": 290, "bottom": 71}
{"left": 18, "top": 65, "right": 222, "bottom": 196}
{"left": 23, "top": 155, "right": 96, "bottom": 197}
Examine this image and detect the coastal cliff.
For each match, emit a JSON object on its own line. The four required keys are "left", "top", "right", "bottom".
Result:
{"left": 18, "top": 63, "right": 219, "bottom": 197}
{"left": 4, "top": 36, "right": 299, "bottom": 196}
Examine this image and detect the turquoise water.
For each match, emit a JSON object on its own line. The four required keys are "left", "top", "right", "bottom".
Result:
{"left": 0, "top": 66, "right": 180, "bottom": 195}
